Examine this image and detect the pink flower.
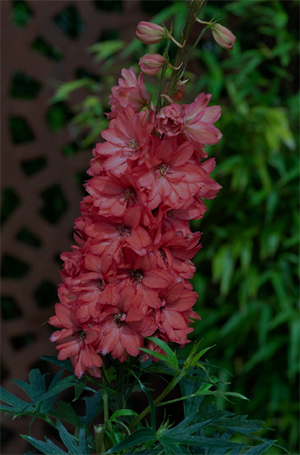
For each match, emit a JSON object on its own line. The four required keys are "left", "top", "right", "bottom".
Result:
{"left": 183, "top": 93, "right": 222, "bottom": 155}
{"left": 212, "top": 24, "right": 236, "bottom": 50}
{"left": 157, "top": 282, "right": 200, "bottom": 345}
{"left": 155, "top": 103, "right": 185, "bottom": 137}
{"left": 96, "top": 106, "right": 154, "bottom": 176}
{"left": 133, "top": 138, "right": 203, "bottom": 210}
{"left": 136, "top": 21, "right": 166, "bottom": 44}
{"left": 139, "top": 54, "right": 167, "bottom": 76}
{"left": 49, "top": 304, "right": 102, "bottom": 378}
{"left": 109, "top": 67, "right": 150, "bottom": 115}
{"left": 99, "top": 286, "right": 156, "bottom": 361}
{"left": 50, "top": 61, "right": 222, "bottom": 378}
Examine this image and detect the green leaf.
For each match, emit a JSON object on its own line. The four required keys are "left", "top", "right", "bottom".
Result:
{"left": 105, "top": 428, "right": 156, "bottom": 454}
{"left": 49, "top": 401, "right": 83, "bottom": 427}
{"left": 243, "top": 440, "right": 276, "bottom": 454}
{"left": 41, "top": 355, "right": 74, "bottom": 373}
{"left": 80, "top": 389, "right": 103, "bottom": 427}
{"left": 19, "top": 375, "right": 79, "bottom": 415}
{"left": 0, "top": 387, "right": 31, "bottom": 413}
{"left": 21, "top": 435, "right": 67, "bottom": 455}
{"left": 146, "top": 337, "right": 178, "bottom": 369}
{"left": 57, "top": 421, "right": 84, "bottom": 454}
{"left": 109, "top": 409, "right": 138, "bottom": 421}
{"left": 89, "top": 40, "right": 125, "bottom": 61}
{"left": 51, "top": 79, "right": 97, "bottom": 104}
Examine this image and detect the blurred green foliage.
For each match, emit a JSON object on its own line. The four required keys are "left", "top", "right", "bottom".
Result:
{"left": 6, "top": 0, "right": 299, "bottom": 453}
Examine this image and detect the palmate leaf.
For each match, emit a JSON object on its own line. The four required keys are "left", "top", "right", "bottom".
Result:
{"left": 57, "top": 421, "right": 90, "bottom": 454}
{"left": 22, "top": 422, "right": 90, "bottom": 455}
{"left": 21, "top": 435, "right": 67, "bottom": 455}
{"left": 0, "top": 387, "right": 32, "bottom": 414}
{"left": 80, "top": 389, "right": 103, "bottom": 427}
{"left": 159, "top": 433, "right": 247, "bottom": 451}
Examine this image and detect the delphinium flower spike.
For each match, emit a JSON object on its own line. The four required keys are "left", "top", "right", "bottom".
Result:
{"left": 49, "top": 1, "right": 230, "bottom": 379}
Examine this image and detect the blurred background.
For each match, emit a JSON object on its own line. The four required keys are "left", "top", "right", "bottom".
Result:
{"left": 1, "top": 1, "right": 299, "bottom": 454}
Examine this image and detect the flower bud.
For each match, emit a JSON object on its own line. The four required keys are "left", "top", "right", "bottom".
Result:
{"left": 212, "top": 24, "right": 236, "bottom": 50}
{"left": 136, "top": 21, "right": 166, "bottom": 44}
{"left": 139, "top": 54, "right": 167, "bottom": 76}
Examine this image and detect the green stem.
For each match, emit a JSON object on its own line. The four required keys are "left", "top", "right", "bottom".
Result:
{"left": 166, "top": 0, "right": 204, "bottom": 99}
{"left": 116, "top": 361, "right": 126, "bottom": 411}
{"left": 128, "top": 368, "right": 186, "bottom": 431}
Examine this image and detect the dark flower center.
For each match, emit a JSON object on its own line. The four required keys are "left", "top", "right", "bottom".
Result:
{"left": 77, "top": 330, "right": 86, "bottom": 341}
{"left": 131, "top": 269, "right": 143, "bottom": 285}
{"left": 118, "top": 224, "right": 130, "bottom": 237}
{"left": 114, "top": 313, "right": 126, "bottom": 325}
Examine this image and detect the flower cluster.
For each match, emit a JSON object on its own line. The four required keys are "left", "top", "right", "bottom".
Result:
{"left": 50, "top": 61, "right": 222, "bottom": 378}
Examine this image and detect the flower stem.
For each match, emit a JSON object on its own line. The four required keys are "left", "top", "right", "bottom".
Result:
{"left": 116, "top": 361, "right": 126, "bottom": 411}
{"left": 166, "top": 0, "right": 206, "bottom": 99}
{"left": 128, "top": 368, "right": 186, "bottom": 431}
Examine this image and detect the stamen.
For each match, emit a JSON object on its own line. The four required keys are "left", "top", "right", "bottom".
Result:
{"left": 118, "top": 224, "right": 130, "bottom": 237}
{"left": 77, "top": 330, "right": 86, "bottom": 341}
{"left": 156, "top": 163, "right": 169, "bottom": 177}
{"left": 114, "top": 313, "right": 126, "bottom": 325}
{"left": 131, "top": 269, "right": 143, "bottom": 285}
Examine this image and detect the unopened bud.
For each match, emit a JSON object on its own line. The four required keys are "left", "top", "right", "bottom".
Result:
{"left": 212, "top": 24, "right": 236, "bottom": 50}
{"left": 136, "top": 21, "right": 166, "bottom": 44}
{"left": 139, "top": 54, "right": 167, "bottom": 76}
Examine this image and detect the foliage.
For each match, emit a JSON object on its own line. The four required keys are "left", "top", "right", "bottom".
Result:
{"left": 0, "top": 342, "right": 283, "bottom": 454}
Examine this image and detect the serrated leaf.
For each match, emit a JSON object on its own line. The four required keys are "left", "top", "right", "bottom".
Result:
{"left": 105, "top": 428, "right": 156, "bottom": 454}
{"left": 22, "top": 435, "right": 67, "bottom": 455}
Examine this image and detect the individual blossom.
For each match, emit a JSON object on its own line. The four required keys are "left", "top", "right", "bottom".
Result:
{"left": 182, "top": 92, "right": 222, "bottom": 155}
{"left": 156, "top": 282, "right": 200, "bottom": 345}
{"left": 49, "top": 304, "right": 102, "bottom": 378}
{"left": 212, "top": 23, "right": 236, "bottom": 50}
{"left": 139, "top": 54, "right": 167, "bottom": 76}
{"left": 155, "top": 103, "right": 185, "bottom": 137}
{"left": 95, "top": 105, "right": 154, "bottom": 176}
{"left": 99, "top": 286, "right": 156, "bottom": 362}
{"left": 108, "top": 67, "right": 150, "bottom": 115}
